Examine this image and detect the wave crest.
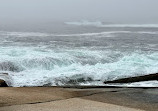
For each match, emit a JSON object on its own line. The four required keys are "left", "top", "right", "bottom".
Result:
{"left": 0, "top": 46, "right": 158, "bottom": 87}
{"left": 65, "top": 20, "right": 158, "bottom": 28}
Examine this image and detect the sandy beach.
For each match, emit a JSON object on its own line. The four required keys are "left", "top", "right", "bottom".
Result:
{"left": 0, "top": 87, "right": 157, "bottom": 111}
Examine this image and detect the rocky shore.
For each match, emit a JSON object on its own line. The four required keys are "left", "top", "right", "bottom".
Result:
{"left": 0, "top": 73, "right": 9, "bottom": 87}
{"left": 104, "top": 73, "right": 158, "bottom": 84}
{"left": 0, "top": 87, "right": 157, "bottom": 111}
{"left": 0, "top": 73, "right": 158, "bottom": 111}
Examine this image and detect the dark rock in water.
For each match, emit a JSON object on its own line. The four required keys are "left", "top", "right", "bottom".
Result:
{"left": 0, "top": 73, "right": 9, "bottom": 87}
{"left": 54, "top": 74, "right": 94, "bottom": 85}
{"left": 0, "top": 79, "right": 8, "bottom": 87}
{"left": 65, "top": 74, "right": 93, "bottom": 85}
{"left": 0, "top": 73, "right": 8, "bottom": 75}
{"left": 43, "top": 83, "right": 52, "bottom": 86}
{"left": 67, "top": 76, "right": 93, "bottom": 85}
{"left": 104, "top": 73, "right": 158, "bottom": 84}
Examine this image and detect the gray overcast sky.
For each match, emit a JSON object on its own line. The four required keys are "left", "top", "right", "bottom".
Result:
{"left": 0, "top": 0, "right": 158, "bottom": 24}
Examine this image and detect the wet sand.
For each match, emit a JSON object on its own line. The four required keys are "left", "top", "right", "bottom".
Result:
{"left": 0, "top": 87, "right": 157, "bottom": 111}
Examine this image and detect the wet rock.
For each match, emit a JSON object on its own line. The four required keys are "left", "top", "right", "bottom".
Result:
{"left": 54, "top": 74, "right": 94, "bottom": 86}
{"left": 0, "top": 73, "right": 8, "bottom": 75}
{"left": 0, "top": 79, "right": 8, "bottom": 87}
{"left": 66, "top": 74, "right": 93, "bottom": 85}
{"left": 0, "top": 73, "right": 9, "bottom": 87}
{"left": 104, "top": 73, "right": 158, "bottom": 84}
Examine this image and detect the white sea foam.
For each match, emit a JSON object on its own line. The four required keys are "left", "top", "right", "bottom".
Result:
{"left": 0, "top": 31, "right": 128, "bottom": 38}
{"left": 65, "top": 20, "right": 103, "bottom": 26}
{"left": 125, "top": 81, "right": 158, "bottom": 87}
{"left": 136, "top": 31, "right": 158, "bottom": 34}
{"left": 1, "top": 30, "right": 158, "bottom": 40}
{"left": 0, "top": 31, "right": 51, "bottom": 37}
{"left": 101, "top": 24, "right": 158, "bottom": 28}
{"left": 0, "top": 46, "right": 158, "bottom": 87}
{"left": 56, "top": 31, "right": 131, "bottom": 37}
{"left": 0, "top": 30, "right": 158, "bottom": 87}
{"left": 106, "top": 81, "right": 158, "bottom": 87}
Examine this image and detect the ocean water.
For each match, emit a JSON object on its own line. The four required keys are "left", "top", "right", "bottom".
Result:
{"left": 65, "top": 20, "right": 158, "bottom": 28}
{"left": 0, "top": 21, "right": 158, "bottom": 87}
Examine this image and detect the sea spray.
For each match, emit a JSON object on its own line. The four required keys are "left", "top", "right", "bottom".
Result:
{"left": 0, "top": 46, "right": 158, "bottom": 87}
{"left": 0, "top": 29, "right": 158, "bottom": 87}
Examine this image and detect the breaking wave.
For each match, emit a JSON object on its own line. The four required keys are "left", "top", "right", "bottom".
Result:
{"left": 1, "top": 30, "right": 158, "bottom": 41}
{"left": 0, "top": 46, "right": 158, "bottom": 87}
{"left": 65, "top": 20, "right": 158, "bottom": 28}
{"left": 0, "top": 29, "right": 158, "bottom": 87}
{"left": 65, "top": 20, "right": 103, "bottom": 27}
